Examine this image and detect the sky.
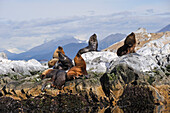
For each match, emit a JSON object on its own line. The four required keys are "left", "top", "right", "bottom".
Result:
{"left": 0, "top": 0, "right": 170, "bottom": 53}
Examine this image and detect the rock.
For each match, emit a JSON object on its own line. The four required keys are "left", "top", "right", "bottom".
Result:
{"left": 0, "top": 58, "right": 47, "bottom": 75}
{"left": 82, "top": 51, "right": 118, "bottom": 73}
{"left": 160, "top": 43, "right": 170, "bottom": 55}
{"left": 0, "top": 93, "right": 88, "bottom": 113}
{"left": 155, "top": 54, "right": 170, "bottom": 67}
{"left": 109, "top": 53, "right": 160, "bottom": 72}
{"left": 0, "top": 59, "right": 169, "bottom": 112}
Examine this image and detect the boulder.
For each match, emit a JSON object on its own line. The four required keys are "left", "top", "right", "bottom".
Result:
{"left": 82, "top": 51, "right": 118, "bottom": 73}
{"left": 0, "top": 58, "right": 47, "bottom": 75}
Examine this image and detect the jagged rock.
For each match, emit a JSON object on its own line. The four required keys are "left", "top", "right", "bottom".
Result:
{"left": 82, "top": 51, "right": 118, "bottom": 73}
{"left": 0, "top": 62, "right": 169, "bottom": 112}
{"left": 0, "top": 94, "right": 89, "bottom": 113}
{"left": 109, "top": 53, "right": 160, "bottom": 72}
{"left": 0, "top": 58, "right": 47, "bottom": 75}
{"left": 155, "top": 54, "right": 170, "bottom": 67}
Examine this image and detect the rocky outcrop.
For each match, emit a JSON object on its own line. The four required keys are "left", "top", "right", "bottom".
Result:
{"left": 0, "top": 59, "right": 169, "bottom": 112}
{"left": 82, "top": 51, "right": 118, "bottom": 73}
{"left": 0, "top": 93, "right": 89, "bottom": 113}
{"left": 0, "top": 29, "right": 169, "bottom": 112}
{"left": 0, "top": 53, "right": 47, "bottom": 75}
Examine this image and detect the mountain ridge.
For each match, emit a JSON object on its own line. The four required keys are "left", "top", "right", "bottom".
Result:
{"left": 157, "top": 24, "right": 170, "bottom": 33}
{"left": 2, "top": 33, "right": 126, "bottom": 61}
{"left": 99, "top": 33, "right": 126, "bottom": 50}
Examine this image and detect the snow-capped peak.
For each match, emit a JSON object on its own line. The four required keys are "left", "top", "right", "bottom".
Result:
{"left": 134, "top": 28, "right": 147, "bottom": 34}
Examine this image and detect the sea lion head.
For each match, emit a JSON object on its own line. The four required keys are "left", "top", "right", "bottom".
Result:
{"left": 48, "top": 59, "right": 59, "bottom": 68}
{"left": 53, "top": 46, "right": 65, "bottom": 59}
{"left": 89, "top": 34, "right": 98, "bottom": 49}
{"left": 58, "top": 46, "right": 63, "bottom": 51}
{"left": 40, "top": 69, "right": 53, "bottom": 80}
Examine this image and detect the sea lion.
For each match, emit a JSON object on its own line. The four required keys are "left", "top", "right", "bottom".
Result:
{"left": 124, "top": 32, "right": 136, "bottom": 47}
{"left": 78, "top": 34, "right": 98, "bottom": 54}
{"left": 117, "top": 44, "right": 129, "bottom": 56}
{"left": 54, "top": 52, "right": 73, "bottom": 70}
{"left": 124, "top": 32, "right": 136, "bottom": 53}
{"left": 48, "top": 46, "right": 65, "bottom": 68}
{"left": 67, "top": 52, "right": 88, "bottom": 80}
{"left": 41, "top": 69, "right": 66, "bottom": 91}
{"left": 117, "top": 32, "right": 136, "bottom": 56}
{"left": 53, "top": 46, "right": 65, "bottom": 59}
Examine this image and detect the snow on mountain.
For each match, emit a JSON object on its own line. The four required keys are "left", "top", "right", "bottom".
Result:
{"left": 0, "top": 53, "right": 47, "bottom": 75}
{"left": 134, "top": 28, "right": 147, "bottom": 34}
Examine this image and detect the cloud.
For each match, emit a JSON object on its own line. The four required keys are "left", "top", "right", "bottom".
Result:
{"left": 0, "top": 10, "right": 169, "bottom": 53}
{"left": 156, "top": 12, "right": 170, "bottom": 16}
{"left": 146, "top": 9, "right": 154, "bottom": 14}
{"left": 7, "top": 48, "right": 25, "bottom": 54}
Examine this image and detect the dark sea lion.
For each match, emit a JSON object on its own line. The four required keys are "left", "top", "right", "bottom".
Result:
{"left": 78, "top": 34, "right": 98, "bottom": 54}
{"left": 67, "top": 52, "right": 88, "bottom": 80}
{"left": 117, "top": 44, "right": 129, "bottom": 56}
{"left": 48, "top": 46, "right": 65, "bottom": 68}
{"left": 117, "top": 32, "right": 136, "bottom": 56}
{"left": 124, "top": 32, "right": 136, "bottom": 47}
{"left": 54, "top": 52, "right": 73, "bottom": 70}
{"left": 41, "top": 69, "right": 66, "bottom": 91}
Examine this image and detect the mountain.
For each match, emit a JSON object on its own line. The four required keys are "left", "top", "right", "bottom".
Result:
{"left": 99, "top": 33, "right": 126, "bottom": 50}
{"left": 157, "top": 24, "right": 170, "bottom": 33}
{"left": 30, "top": 43, "right": 87, "bottom": 60}
{"left": 63, "top": 43, "right": 87, "bottom": 59}
{"left": 8, "top": 37, "right": 79, "bottom": 60}
{"left": 1, "top": 50, "right": 17, "bottom": 58}
{"left": 5, "top": 33, "right": 128, "bottom": 61}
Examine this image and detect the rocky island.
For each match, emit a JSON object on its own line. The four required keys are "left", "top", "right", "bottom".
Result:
{"left": 0, "top": 29, "right": 169, "bottom": 113}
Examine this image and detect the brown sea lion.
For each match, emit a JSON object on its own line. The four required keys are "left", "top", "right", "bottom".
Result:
{"left": 53, "top": 46, "right": 65, "bottom": 59}
{"left": 78, "top": 34, "right": 98, "bottom": 54}
{"left": 117, "top": 32, "right": 136, "bottom": 56}
{"left": 48, "top": 59, "right": 59, "bottom": 68}
{"left": 54, "top": 52, "right": 73, "bottom": 70}
{"left": 67, "top": 52, "right": 88, "bottom": 80}
{"left": 41, "top": 69, "right": 66, "bottom": 91}
{"left": 48, "top": 46, "right": 65, "bottom": 68}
